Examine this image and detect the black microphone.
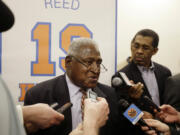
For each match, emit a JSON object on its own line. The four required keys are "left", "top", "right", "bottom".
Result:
{"left": 142, "top": 96, "right": 161, "bottom": 112}
{"left": 111, "top": 72, "right": 132, "bottom": 88}
{"left": 118, "top": 99, "right": 155, "bottom": 131}
{"left": 0, "top": 0, "right": 15, "bottom": 32}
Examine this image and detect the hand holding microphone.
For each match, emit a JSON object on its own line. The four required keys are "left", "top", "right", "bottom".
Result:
{"left": 23, "top": 103, "right": 67, "bottom": 133}
{"left": 118, "top": 99, "right": 156, "bottom": 132}
{"left": 84, "top": 97, "right": 110, "bottom": 128}
{"left": 128, "top": 82, "right": 144, "bottom": 99}
{"left": 112, "top": 72, "right": 161, "bottom": 112}
{"left": 70, "top": 97, "right": 109, "bottom": 135}
{"left": 112, "top": 72, "right": 143, "bottom": 99}
{"left": 141, "top": 105, "right": 180, "bottom": 135}
{"left": 156, "top": 104, "right": 180, "bottom": 123}
{"left": 141, "top": 119, "right": 170, "bottom": 135}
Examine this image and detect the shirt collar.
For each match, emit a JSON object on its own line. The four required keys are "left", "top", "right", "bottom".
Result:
{"left": 137, "top": 61, "right": 155, "bottom": 72}
{"left": 65, "top": 74, "right": 81, "bottom": 98}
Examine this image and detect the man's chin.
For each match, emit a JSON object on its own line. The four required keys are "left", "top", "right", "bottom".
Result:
{"left": 86, "top": 82, "right": 97, "bottom": 89}
{"left": 134, "top": 60, "right": 145, "bottom": 66}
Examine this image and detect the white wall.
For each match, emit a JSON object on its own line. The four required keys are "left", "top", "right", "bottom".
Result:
{"left": 117, "top": 0, "right": 180, "bottom": 74}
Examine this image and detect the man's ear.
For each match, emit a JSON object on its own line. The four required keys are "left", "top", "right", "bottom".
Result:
{"left": 65, "top": 56, "right": 72, "bottom": 69}
{"left": 153, "top": 48, "right": 158, "bottom": 55}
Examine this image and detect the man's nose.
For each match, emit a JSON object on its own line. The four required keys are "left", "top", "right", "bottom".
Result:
{"left": 137, "top": 47, "right": 144, "bottom": 53}
{"left": 90, "top": 63, "right": 100, "bottom": 74}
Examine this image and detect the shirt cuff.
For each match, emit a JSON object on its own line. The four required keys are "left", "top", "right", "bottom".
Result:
{"left": 16, "top": 105, "right": 24, "bottom": 124}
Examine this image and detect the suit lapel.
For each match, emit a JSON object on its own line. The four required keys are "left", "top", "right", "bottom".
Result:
{"left": 93, "top": 85, "right": 107, "bottom": 98}
{"left": 53, "top": 75, "right": 70, "bottom": 104}
{"left": 53, "top": 74, "right": 72, "bottom": 132}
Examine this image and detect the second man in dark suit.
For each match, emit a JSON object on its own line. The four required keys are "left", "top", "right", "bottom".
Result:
{"left": 115, "top": 29, "right": 172, "bottom": 114}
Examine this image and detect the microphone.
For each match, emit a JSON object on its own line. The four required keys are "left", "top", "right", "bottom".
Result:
{"left": 111, "top": 77, "right": 123, "bottom": 87}
{"left": 111, "top": 72, "right": 132, "bottom": 88}
{"left": 51, "top": 102, "right": 73, "bottom": 114}
{"left": 142, "top": 96, "right": 161, "bottom": 112}
{"left": 118, "top": 99, "right": 155, "bottom": 130}
{"left": 0, "top": 0, "right": 15, "bottom": 32}
{"left": 112, "top": 72, "right": 144, "bottom": 99}
{"left": 112, "top": 72, "right": 161, "bottom": 112}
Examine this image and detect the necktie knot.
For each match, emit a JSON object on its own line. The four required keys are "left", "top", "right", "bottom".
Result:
{"left": 80, "top": 88, "right": 87, "bottom": 97}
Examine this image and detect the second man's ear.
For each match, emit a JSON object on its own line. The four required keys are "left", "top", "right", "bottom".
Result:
{"left": 153, "top": 48, "right": 158, "bottom": 55}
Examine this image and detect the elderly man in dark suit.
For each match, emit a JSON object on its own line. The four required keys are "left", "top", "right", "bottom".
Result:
{"left": 1, "top": 1, "right": 112, "bottom": 135}
{"left": 24, "top": 37, "right": 126, "bottom": 135}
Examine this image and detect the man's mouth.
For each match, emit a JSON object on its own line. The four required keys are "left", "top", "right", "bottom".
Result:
{"left": 136, "top": 57, "right": 143, "bottom": 61}
{"left": 89, "top": 76, "right": 98, "bottom": 81}
{"left": 135, "top": 56, "right": 144, "bottom": 61}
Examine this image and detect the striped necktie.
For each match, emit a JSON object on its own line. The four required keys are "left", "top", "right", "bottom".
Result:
{"left": 79, "top": 88, "right": 87, "bottom": 120}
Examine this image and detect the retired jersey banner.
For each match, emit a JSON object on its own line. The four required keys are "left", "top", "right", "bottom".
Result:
{"left": 1, "top": 0, "right": 117, "bottom": 104}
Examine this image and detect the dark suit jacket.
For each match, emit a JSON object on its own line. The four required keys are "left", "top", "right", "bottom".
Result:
{"left": 118, "top": 61, "right": 171, "bottom": 106}
{"left": 163, "top": 73, "right": 180, "bottom": 111}
{"left": 24, "top": 74, "right": 122, "bottom": 135}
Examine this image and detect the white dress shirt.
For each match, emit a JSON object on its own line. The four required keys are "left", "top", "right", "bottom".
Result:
{"left": 138, "top": 62, "right": 160, "bottom": 106}
{"left": 65, "top": 74, "right": 83, "bottom": 129}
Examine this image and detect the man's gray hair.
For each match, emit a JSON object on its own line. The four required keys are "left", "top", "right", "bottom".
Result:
{"left": 67, "top": 37, "right": 99, "bottom": 56}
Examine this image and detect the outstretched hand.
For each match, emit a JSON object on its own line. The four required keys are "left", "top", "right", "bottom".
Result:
{"left": 23, "top": 103, "right": 64, "bottom": 133}
{"left": 156, "top": 104, "right": 180, "bottom": 124}
{"left": 141, "top": 119, "right": 170, "bottom": 135}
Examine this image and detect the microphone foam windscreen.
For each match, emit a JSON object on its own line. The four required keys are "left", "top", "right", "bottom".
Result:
{"left": 112, "top": 77, "right": 123, "bottom": 87}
